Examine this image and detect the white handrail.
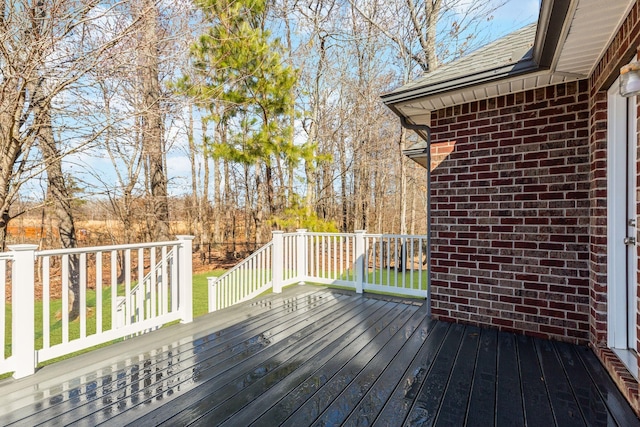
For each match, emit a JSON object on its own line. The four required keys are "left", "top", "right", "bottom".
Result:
{"left": 213, "top": 242, "right": 273, "bottom": 284}
{"left": 364, "top": 233, "right": 429, "bottom": 239}
{"left": 37, "top": 240, "right": 180, "bottom": 257}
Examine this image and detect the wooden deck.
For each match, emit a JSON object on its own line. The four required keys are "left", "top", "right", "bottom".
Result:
{"left": 0, "top": 285, "right": 638, "bottom": 426}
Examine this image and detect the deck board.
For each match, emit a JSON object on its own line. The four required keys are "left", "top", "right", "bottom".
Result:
{"left": 340, "top": 317, "right": 437, "bottom": 426}
{"left": 516, "top": 334, "right": 555, "bottom": 426}
{"left": 433, "top": 325, "right": 480, "bottom": 427}
{"left": 371, "top": 319, "right": 450, "bottom": 426}
{"left": 572, "top": 343, "right": 640, "bottom": 427}
{"left": 405, "top": 321, "right": 465, "bottom": 425}
{"left": 464, "top": 327, "right": 498, "bottom": 427}
{"left": 115, "top": 293, "right": 380, "bottom": 426}
{"left": 9, "top": 289, "right": 341, "bottom": 426}
{"left": 154, "top": 298, "right": 399, "bottom": 426}
{"left": 0, "top": 285, "right": 638, "bottom": 427}
{"left": 495, "top": 332, "right": 525, "bottom": 427}
{"left": 290, "top": 304, "right": 429, "bottom": 426}
{"left": 536, "top": 338, "right": 586, "bottom": 426}
{"left": 216, "top": 300, "right": 399, "bottom": 427}
{"left": 244, "top": 301, "right": 408, "bottom": 427}
{"left": 554, "top": 341, "right": 611, "bottom": 426}
{"left": 278, "top": 302, "right": 420, "bottom": 426}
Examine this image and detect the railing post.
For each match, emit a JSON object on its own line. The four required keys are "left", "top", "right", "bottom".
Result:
{"left": 296, "top": 229, "right": 307, "bottom": 285}
{"left": 354, "top": 230, "right": 366, "bottom": 294}
{"left": 208, "top": 277, "right": 217, "bottom": 312}
{"left": 176, "top": 235, "right": 195, "bottom": 324}
{"left": 9, "top": 244, "right": 38, "bottom": 378}
{"left": 272, "top": 231, "right": 284, "bottom": 293}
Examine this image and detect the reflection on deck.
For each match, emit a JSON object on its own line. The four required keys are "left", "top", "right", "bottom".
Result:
{"left": 0, "top": 285, "right": 638, "bottom": 426}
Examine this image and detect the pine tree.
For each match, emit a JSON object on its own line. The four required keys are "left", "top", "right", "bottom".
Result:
{"left": 179, "top": 0, "right": 300, "bottom": 239}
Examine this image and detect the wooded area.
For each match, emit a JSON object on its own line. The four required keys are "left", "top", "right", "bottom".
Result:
{"left": 1, "top": 0, "right": 517, "bottom": 252}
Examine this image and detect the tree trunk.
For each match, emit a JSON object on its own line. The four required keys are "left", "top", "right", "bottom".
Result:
{"left": 139, "top": 0, "right": 169, "bottom": 240}
{"left": 339, "top": 138, "right": 348, "bottom": 232}
{"left": 201, "top": 117, "right": 210, "bottom": 245}
{"left": 223, "top": 158, "right": 232, "bottom": 242}
{"left": 39, "top": 107, "right": 80, "bottom": 320}
{"left": 399, "top": 127, "right": 408, "bottom": 235}
{"left": 187, "top": 103, "right": 201, "bottom": 246}
{"left": 265, "top": 162, "right": 275, "bottom": 215}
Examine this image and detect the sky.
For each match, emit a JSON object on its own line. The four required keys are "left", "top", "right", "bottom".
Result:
{"left": 488, "top": 0, "right": 540, "bottom": 38}
{"left": 27, "top": 0, "right": 542, "bottom": 202}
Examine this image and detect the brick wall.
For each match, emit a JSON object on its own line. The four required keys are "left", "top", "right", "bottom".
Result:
{"left": 428, "top": 81, "right": 591, "bottom": 343}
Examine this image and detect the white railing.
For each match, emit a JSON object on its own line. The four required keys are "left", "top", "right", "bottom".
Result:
{"left": 208, "top": 229, "right": 428, "bottom": 312}
{"left": 304, "top": 232, "right": 358, "bottom": 287}
{"left": 363, "top": 233, "right": 429, "bottom": 297}
{"left": 208, "top": 242, "right": 274, "bottom": 312}
{"left": 115, "top": 248, "right": 175, "bottom": 330}
{"left": 1, "top": 235, "right": 194, "bottom": 379}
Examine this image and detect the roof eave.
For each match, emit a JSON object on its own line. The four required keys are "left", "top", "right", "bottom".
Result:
{"left": 402, "top": 148, "right": 429, "bottom": 169}
{"left": 381, "top": 59, "right": 541, "bottom": 106}
{"left": 533, "top": 0, "right": 574, "bottom": 68}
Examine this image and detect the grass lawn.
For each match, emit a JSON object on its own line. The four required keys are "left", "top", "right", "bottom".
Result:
{"left": 365, "top": 268, "right": 429, "bottom": 290}
{"left": 192, "top": 269, "right": 225, "bottom": 317}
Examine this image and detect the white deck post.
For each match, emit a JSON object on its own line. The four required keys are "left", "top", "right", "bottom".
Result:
{"left": 272, "top": 231, "right": 284, "bottom": 293}
{"left": 176, "top": 235, "right": 195, "bottom": 324}
{"left": 9, "top": 244, "right": 38, "bottom": 378}
{"left": 296, "top": 229, "right": 307, "bottom": 284}
{"left": 354, "top": 230, "right": 366, "bottom": 294}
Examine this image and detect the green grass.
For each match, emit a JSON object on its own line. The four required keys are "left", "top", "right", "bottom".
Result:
{"left": 364, "top": 268, "right": 429, "bottom": 290}
{"left": 192, "top": 270, "right": 225, "bottom": 317}
{"left": 313, "top": 267, "right": 428, "bottom": 290}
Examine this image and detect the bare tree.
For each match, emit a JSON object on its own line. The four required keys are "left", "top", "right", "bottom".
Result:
{"left": 135, "top": 0, "right": 170, "bottom": 240}
{"left": 345, "top": 0, "right": 509, "bottom": 235}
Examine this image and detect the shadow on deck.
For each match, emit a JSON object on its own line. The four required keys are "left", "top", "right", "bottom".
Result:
{"left": 0, "top": 285, "right": 638, "bottom": 426}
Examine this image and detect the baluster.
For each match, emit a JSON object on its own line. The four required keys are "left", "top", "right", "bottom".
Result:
{"left": 111, "top": 250, "right": 118, "bottom": 329}
{"left": 62, "top": 254, "right": 69, "bottom": 343}
{"left": 96, "top": 252, "right": 102, "bottom": 334}
{"left": 42, "top": 256, "right": 50, "bottom": 349}
{"left": 125, "top": 249, "right": 131, "bottom": 325}
{"left": 80, "top": 253, "right": 87, "bottom": 338}
{"left": 150, "top": 247, "right": 156, "bottom": 319}
{"left": 137, "top": 248, "right": 144, "bottom": 322}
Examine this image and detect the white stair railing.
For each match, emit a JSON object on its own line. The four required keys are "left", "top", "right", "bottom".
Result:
{"left": 115, "top": 248, "right": 175, "bottom": 331}
{"left": 208, "top": 241, "right": 274, "bottom": 312}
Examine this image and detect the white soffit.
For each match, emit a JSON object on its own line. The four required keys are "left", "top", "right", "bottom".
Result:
{"left": 395, "top": 70, "right": 579, "bottom": 117}
{"left": 554, "top": 0, "right": 635, "bottom": 76}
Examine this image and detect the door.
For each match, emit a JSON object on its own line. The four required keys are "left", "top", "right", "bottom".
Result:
{"left": 607, "top": 77, "right": 638, "bottom": 379}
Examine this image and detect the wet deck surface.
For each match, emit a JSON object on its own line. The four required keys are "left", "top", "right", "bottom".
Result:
{"left": 0, "top": 285, "right": 638, "bottom": 426}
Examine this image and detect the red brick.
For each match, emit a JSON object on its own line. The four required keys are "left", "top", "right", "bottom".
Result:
{"left": 430, "top": 80, "right": 590, "bottom": 346}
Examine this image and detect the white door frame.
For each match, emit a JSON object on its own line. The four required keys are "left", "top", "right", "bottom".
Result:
{"left": 607, "top": 77, "right": 638, "bottom": 378}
